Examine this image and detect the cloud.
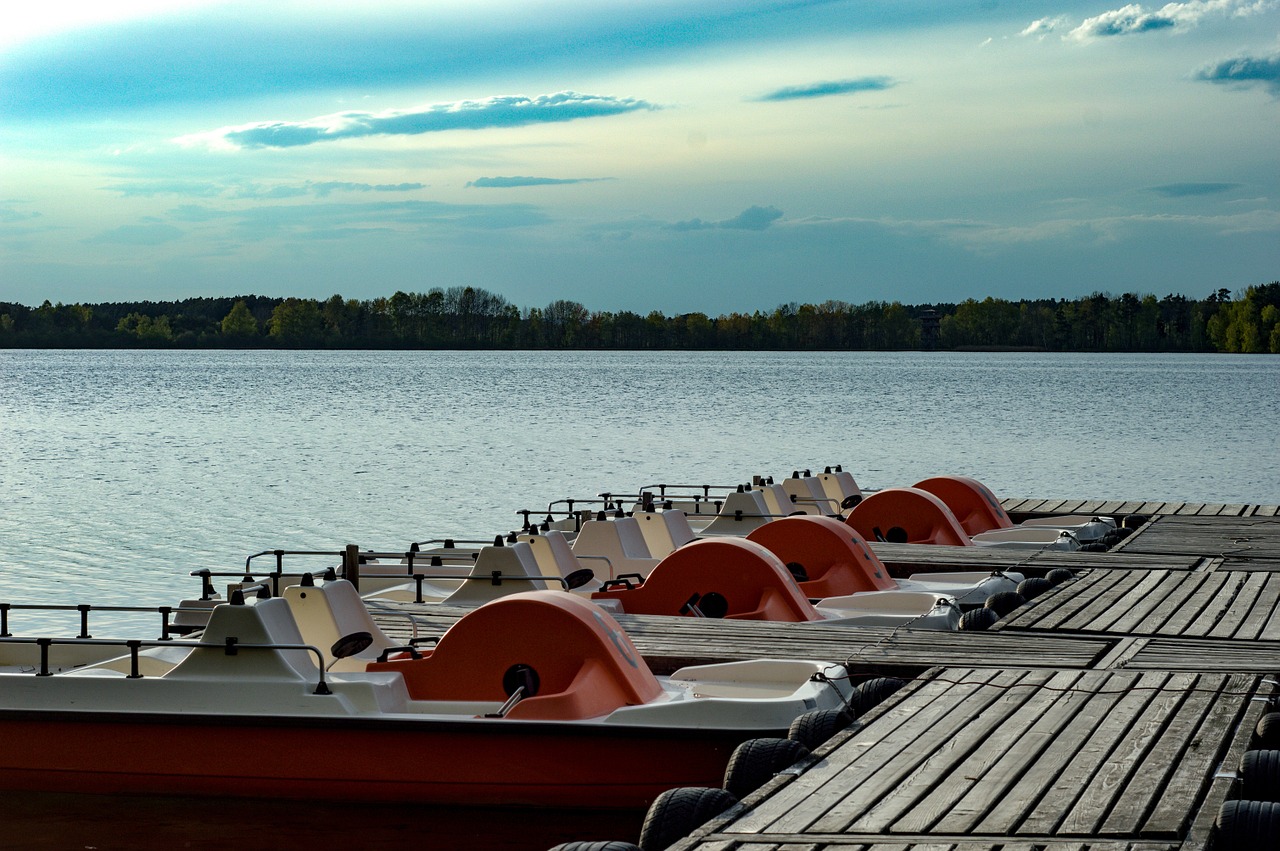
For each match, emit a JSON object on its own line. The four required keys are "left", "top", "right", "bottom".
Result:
{"left": 1150, "top": 182, "right": 1242, "bottom": 196}
{"left": 467, "top": 176, "right": 610, "bottom": 188}
{"left": 177, "top": 92, "right": 659, "bottom": 150}
{"left": 671, "top": 205, "right": 783, "bottom": 232}
{"left": 755, "top": 77, "right": 895, "bottom": 102}
{"left": 1195, "top": 52, "right": 1280, "bottom": 94}
{"left": 1065, "top": 0, "right": 1274, "bottom": 41}
{"left": 1020, "top": 16, "right": 1070, "bottom": 37}
{"left": 84, "top": 223, "right": 184, "bottom": 245}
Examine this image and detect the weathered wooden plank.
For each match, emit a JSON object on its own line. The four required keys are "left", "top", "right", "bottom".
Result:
{"left": 1057, "top": 571, "right": 1152, "bottom": 632}
{"left": 1099, "top": 672, "right": 1216, "bottom": 835}
{"left": 1157, "top": 574, "right": 1229, "bottom": 637}
{"left": 1017, "top": 672, "right": 1172, "bottom": 835}
{"left": 1176, "top": 503, "right": 1206, "bottom": 516}
{"left": 1231, "top": 572, "right": 1280, "bottom": 640}
{"left": 1092, "top": 571, "right": 1176, "bottom": 634}
{"left": 1183, "top": 676, "right": 1279, "bottom": 850}
{"left": 1056, "top": 671, "right": 1197, "bottom": 835}
{"left": 1131, "top": 571, "right": 1217, "bottom": 637}
{"left": 842, "top": 671, "right": 1055, "bottom": 834}
{"left": 1115, "top": 501, "right": 1147, "bottom": 515}
{"left": 1252, "top": 505, "right": 1280, "bottom": 517}
{"left": 734, "top": 670, "right": 1002, "bottom": 836}
{"left": 1016, "top": 570, "right": 1117, "bottom": 632}
{"left": 1170, "top": 572, "right": 1254, "bottom": 638}
{"left": 1140, "top": 673, "right": 1255, "bottom": 838}
{"left": 767, "top": 670, "right": 1020, "bottom": 835}
{"left": 1206, "top": 571, "right": 1269, "bottom": 639}
{"left": 927, "top": 670, "right": 1091, "bottom": 834}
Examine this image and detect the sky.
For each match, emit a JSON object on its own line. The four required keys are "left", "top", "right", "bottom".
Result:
{"left": 1, "top": 0, "right": 1278, "bottom": 315}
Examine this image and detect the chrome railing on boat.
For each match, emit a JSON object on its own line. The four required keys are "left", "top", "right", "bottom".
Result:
{"left": 0, "top": 632, "right": 335, "bottom": 693}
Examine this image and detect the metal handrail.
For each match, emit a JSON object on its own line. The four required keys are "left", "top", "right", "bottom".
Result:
{"left": 0, "top": 602, "right": 181, "bottom": 641}
{"left": 0, "top": 634, "right": 333, "bottom": 693}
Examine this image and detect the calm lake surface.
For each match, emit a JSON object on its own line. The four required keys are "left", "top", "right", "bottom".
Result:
{"left": 3, "top": 348, "right": 1279, "bottom": 627}
{"left": 1, "top": 348, "right": 1277, "bottom": 848}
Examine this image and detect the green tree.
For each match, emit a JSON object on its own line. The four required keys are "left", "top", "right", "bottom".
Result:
{"left": 220, "top": 300, "right": 258, "bottom": 339}
{"left": 268, "top": 298, "right": 324, "bottom": 346}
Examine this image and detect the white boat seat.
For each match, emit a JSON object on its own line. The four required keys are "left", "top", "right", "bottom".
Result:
{"left": 284, "top": 578, "right": 398, "bottom": 672}
{"left": 817, "top": 468, "right": 863, "bottom": 509}
{"left": 518, "top": 530, "right": 602, "bottom": 593}
{"left": 439, "top": 542, "right": 552, "bottom": 607}
{"left": 571, "top": 517, "right": 659, "bottom": 579}
{"left": 896, "top": 572, "right": 1024, "bottom": 606}
{"left": 816, "top": 590, "right": 960, "bottom": 630}
{"left": 633, "top": 510, "right": 697, "bottom": 559}
{"left": 971, "top": 528, "right": 1082, "bottom": 550}
{"left": 166, "top": 596, "right": 318, "bottom": 681}
{"left": 780, "top": 476, "right": 832, "bottom": 515}
{"left": 697, "top": 490, "right": 774, "bottom": 537}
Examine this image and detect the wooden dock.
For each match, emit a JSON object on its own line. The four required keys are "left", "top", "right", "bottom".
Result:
{"left": 367, "top": 499, "right": 1280, "bottom": 851}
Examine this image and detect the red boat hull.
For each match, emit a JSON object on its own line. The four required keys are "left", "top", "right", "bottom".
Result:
{"left": 0, "top": 710, "right": 770, "bottom": 809}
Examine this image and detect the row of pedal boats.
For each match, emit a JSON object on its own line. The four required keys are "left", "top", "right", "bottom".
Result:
{"left": 0, "top": 471, "right": 1126, "bottom": 811}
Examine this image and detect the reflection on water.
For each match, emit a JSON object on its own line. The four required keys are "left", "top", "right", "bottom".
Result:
{"left": 0, "top": 792, "right": 644, "bottom": 850}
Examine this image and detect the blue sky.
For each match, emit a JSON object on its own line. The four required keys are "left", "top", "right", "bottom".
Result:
{"left": 1, "top": 0, "right": 1277, "bottom": 314}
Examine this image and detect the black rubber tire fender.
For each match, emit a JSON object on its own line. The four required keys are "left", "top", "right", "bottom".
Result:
{"left": 983, "top": 590, "right": 1026, "bottom": 618}
{"left": 1214, "top": 799, "right": 1280, "bottom": 850}
{"left": 1016, "top": 577, "right": 1053, "bottom": 601}
{"left": 1241, "top": 750, "right": 1280, "bottom": 802}
{"left": 959, "top": 607, "right": 999, "bottom": 631}
{"left": 722, "top": 737, "right": 811, "bottom": 799}
{"left": 848, "top": 676, "right": 908, "bottom": 715}
{"left": 1045, "top": 568, "right": 1076, "bottom": 586}
{"left": 788, "top": 707, "right": 855, "bottom": 750}
{"left": 1256, "top": 713, "right": 1280, "bottom": 749}
{"left": 638, "top": 786, "right": 739, "bottom": 851}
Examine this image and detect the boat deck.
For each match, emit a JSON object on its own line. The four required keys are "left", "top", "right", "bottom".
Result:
{"left": 367, "top": 500, "right": 1280, "bottom": 851}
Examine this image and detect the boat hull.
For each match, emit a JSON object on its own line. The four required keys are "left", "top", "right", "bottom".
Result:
{"left": 0, "top": 709, "right": 769, "bottom": 809}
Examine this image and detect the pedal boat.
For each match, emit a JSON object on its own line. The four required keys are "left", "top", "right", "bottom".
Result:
{"left": 913, "top": 475, "right": 1117, "bottom": 543}
{"left": 590, "top": 535, "right": 963, "bottom": 630}
{"left": 0, "top": 586, "right": 851, "bottom": 808}
{"left": 845, "top": 486, "right": 1086, "bottom": 550}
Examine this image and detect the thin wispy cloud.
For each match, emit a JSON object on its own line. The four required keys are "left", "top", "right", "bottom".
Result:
{"left": 468, "top": 176, "right": 611, "bottom": 188}
{"left": 1150, "top": 182, "right": 1242, "bottom": 196}
{"left": 178, "top": 92, "right": 658, "bottom": 150}
{"left": 670, "top": 205, "right": 783, "bottom": 232}
{"left": 755, "top": 77, "right": 895, "bottom": 102}
{"left": 1021, "top": 0, "right": 1274, "bottom": 41}
{"left": 1195, "top": 52, "right": 1280, "bottom": 94}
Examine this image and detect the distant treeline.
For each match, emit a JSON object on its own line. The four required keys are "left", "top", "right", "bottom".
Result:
{"left": 2, "top": 282, "right": 1278, "bottom": 353}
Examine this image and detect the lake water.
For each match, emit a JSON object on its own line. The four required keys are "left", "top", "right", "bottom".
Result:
{"left": 1, "top": 348, "right": 1277, "bottom": 849}
{"left": 3, "top": 348, "right": 1278, "bottom": 632}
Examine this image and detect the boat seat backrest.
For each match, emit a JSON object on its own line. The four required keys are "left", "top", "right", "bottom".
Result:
{"left": 283, "top": 579, "right": 396, "bottom": 669}
{"left": 754, "top": 483, "right": 801, "bottom": 517}
{"left": 367, "top": 591, "right": 664, "bottom": 721}
{"left": 845, "top": 487, "right": 973, "bottom": 547}
{"left": 440, "top": 542, "right": 548, "bottom": 606}
{"left": 167, "top": 597, "right": 317, "bottom": 681}
{"left": 518, "top": 531, "right": 584, "bottom": 579}
{"left": 819, "top": 470, "right": 862, "bottom": 505}
{"left": 592, "top": 538, "right": 822, "bottom": 623}
{"left": 914, "top": 475, "right": 1013, "bottom": 536}
{"left": 782, "top": 476, "right": 835, "bottom": 514}
{"left": 698, "top": 490, "right": 773, "bottom": 536}
{"left": 572, "top": 517, "right": 652, "bottom": 562}
{"left": 634, "top": 510, "right": 696, "bottom": 558}
{"left": 747, "top": 515, "right": 897, "bottom": 597}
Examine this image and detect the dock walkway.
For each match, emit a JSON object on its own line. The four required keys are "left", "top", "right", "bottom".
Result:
{"left": 368, "top": 499, "right": 1280, "bottom": 851}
